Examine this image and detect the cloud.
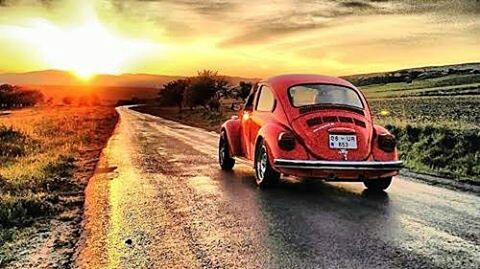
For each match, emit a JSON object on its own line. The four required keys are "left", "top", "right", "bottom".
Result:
{"left": 339, "top": 1, "right": 374, "bottom": 9}
{"left": 218, "top": 16, "right": 326, "bottom": 47}
{"left": 110, "top": 0, "right": 237, "bottom": 16}
{"left": 174, "top": 0, "right": 237, "bottom": 15}
{"left": 0, "top": 0, "right": 58, "bottom": 7}
{"left": 1, "top": 0, "right": 478, "bottom": 76}
{"left": 217, "top": 0, "right": 394, "bottom": 47}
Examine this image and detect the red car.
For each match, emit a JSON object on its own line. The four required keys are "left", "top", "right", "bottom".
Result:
{"left": 219, "top": 74, "right": 403, "bottom": 191}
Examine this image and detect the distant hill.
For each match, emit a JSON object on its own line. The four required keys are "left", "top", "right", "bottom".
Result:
{"left": 343, "top": 63, "right": 480, "bottom": 86}
{"left": 0, "top": 70, "right": 183, "bottom": 88}
{"left": 0, "top": 70, "right": 258, "bottom": 102}
{"left": 2, "top": 63, "right": 478, "bottom": 101}
{"left": 0, "top": 70, "right": 257, "bottom": 88}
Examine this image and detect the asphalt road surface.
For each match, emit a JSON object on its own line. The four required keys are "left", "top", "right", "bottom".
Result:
{"left": 74, "top": 107, "right": 480, "bottom": 269}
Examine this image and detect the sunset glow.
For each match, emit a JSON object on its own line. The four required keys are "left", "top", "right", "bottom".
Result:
{"left": 0, "top": 0, "right": 479, "bottom": 77}
{"left": 32, "top": 17, "right": 156, "bottom": 80}
{"left": 0, "top": 7, "right": 157, "bottom": 79}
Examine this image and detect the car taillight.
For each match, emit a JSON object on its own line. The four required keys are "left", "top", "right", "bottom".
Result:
{"left": 377, "top": 133, "right": 396, "bottom": 152}
{"left": 278, "top": 132, "right": 296, "bottom": 151}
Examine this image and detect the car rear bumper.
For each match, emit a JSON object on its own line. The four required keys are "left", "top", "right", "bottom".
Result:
{"left": 273, "top": 159, "right": 403, "bottom": 171}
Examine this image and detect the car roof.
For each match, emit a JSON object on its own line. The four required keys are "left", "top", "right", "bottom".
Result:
{"left": 263, "top": 74, "right": 356, "bottom": 92}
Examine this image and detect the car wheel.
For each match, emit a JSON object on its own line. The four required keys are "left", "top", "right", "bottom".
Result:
{"left": 254, "top": 141, "right": 280, "bottom": 187}
{"left": 219, "top": 131, "right": 235, "bottom": 170}
{"left": 363, "top": 177, "right": 392, "bottom": 191}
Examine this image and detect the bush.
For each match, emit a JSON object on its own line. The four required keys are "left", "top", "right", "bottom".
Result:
{"left": 0, "top": 193, "right": 56, "bottom": 228}
{"left": 158, "top": 79, "right": 188, "bottom": 111}
{"left": 387, "top": 124, "right": 480, "bottom": 179}
{"left": 0, "top": 126, "right": 29, "bottom": 159}
{"left": 159, "top": 70, "right": 231, "bottom": 112}
{"left": 0, "top": 84, "right": 44, "bottom": 108}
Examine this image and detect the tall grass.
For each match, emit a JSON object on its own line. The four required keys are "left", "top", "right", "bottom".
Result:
{"left": 370, "top": 96, "right": 480, "bottom": 181}
{"left": 0, "top": 106, "right": 118, "bottom": 248}
{"left": 386, "top": 124, "right": 480, "bottom": 180}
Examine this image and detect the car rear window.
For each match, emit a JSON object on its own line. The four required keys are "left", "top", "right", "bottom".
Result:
{"left": 288, "top": 84, "right": 364, "bottom": 109}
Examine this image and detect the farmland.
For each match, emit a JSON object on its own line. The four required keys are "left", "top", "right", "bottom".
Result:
{"left": 368, "top": 96, "right": 480, "bottom": 128}
{"left": 367, "top": 96, "right": 480, "bottom": 180}
{"left": 362, "top": 73, "right": 480, "bottom": 181}
{"left": 360, "top": 74, "right": 480, "bottom": 99}
{"left": 0, "top": 106, "right": 118, "bottom": 266}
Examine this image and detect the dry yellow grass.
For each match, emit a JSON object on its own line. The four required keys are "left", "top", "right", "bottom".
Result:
{"left": 0, "top": 105, "right": 118, "bottom": 256}
{"left": 0, "top": 106, "right": 117, "bottom": 180}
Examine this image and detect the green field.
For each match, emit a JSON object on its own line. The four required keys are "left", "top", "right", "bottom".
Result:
{"left": 363, "top": 74, "right": 480, "bottom": 182}
{"left": 360, "top": 74, "right": 480, "bottom": 97}
{"left": 369, "top": 96, "right": 480, "bottom": 128}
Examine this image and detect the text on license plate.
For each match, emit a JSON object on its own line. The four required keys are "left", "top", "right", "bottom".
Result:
{"left": 329, "top": 134, "right": 357, "bottom": 149}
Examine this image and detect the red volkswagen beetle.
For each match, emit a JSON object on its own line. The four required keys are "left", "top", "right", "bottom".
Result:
{"left": 219, "top": 74, "right": 402, "bottom": 191}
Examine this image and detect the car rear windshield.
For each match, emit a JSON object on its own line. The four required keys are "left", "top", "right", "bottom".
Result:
{"left": 288, "top": 84, "right": 364, "bottom": 109}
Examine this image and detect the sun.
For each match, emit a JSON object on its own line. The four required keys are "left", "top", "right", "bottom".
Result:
{"left": 43, "top": 17, "right": 156, "bottom": 79}
{"left": 3, "top": 12, "right": 156, "bottom": 80}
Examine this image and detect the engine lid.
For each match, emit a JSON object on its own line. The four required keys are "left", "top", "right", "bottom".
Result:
{"left": 290, "top": 110, "right": 373, "bottom": 161}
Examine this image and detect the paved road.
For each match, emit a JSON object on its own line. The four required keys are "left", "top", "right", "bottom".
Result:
{"left": 74, "top": 107, "right": 480, "bottom": 269}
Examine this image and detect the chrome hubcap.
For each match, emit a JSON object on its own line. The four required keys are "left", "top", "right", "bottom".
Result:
{"left": 219, "top": 139, "right": 226, "bottom": 165}
{"left": 256, "top": 147, "right": 267, "bottom": 183}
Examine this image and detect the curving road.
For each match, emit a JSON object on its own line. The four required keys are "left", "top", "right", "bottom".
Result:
{"left": 74, "top": 107, "right": 480, "bottom": 269}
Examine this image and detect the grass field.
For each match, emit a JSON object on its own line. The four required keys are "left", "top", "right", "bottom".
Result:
{"left": 369, "top": 96, "right": 480, "bottom": 128}
{"left": 368, "top": 94, "right": 480, "bottom": 181}
{"left": 360, "top": 74, "right": 480, "bottom": 98}
{"left": 0, "top": 106, "right": 118, "bottom": 262}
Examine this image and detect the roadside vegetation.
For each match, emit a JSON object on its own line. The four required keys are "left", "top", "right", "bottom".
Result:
{"left": 134, "top": 70, "right": 251, "bottom": 131}
{"left": 134, "top": 69, "right": 480, "bottom": 183}
{"left": 364, "top": 71, "right": 480, "bottom": 182}
{"left": 369, "top": 96, "right": 480, "bottom": 182}
{"left": 0, "top": 106, "right": 118, "bottom": 264}
{"left": 0, "top": 84, "right": 44, "bottom": 108}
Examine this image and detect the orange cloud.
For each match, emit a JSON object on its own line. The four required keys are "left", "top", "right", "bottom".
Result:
{"left": 0, "top": 0, "right": 479, "bottom": 77}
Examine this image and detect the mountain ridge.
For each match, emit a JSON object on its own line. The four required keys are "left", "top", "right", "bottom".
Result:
{"left": 0, "top": 70, "right": 258, "bottom": 88}
{"left": 2, "top": 62, "right": 479, "bottom": 88}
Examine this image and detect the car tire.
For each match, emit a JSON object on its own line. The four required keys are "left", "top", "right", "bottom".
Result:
{"left": 254, "top": 141, "right": 280, "bottom": 187}
{"left": 363, "top": 177, "right": 392, "bottom": 191}
{"left": 219, "top": 131, "right": 235, "bottom": 170}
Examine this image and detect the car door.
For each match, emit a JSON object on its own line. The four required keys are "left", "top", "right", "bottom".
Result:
{"left": 240, "top": 85, "right": 258, "bottom": 159}
{"left": 248, "top": 85, "right": 276, "bottom": 160}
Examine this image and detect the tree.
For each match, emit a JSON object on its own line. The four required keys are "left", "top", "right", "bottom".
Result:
{"left": 159, "top": 79, "right": 189, "bottom": 112}
{"left": 0, "top": 84, "right": 43, "bottom": 108}
{"left": 237, "top": 81, "right": 253, "bottom": 100}
{"left": 207, "top": 97, "right": 221, "bottom": 112}
{"left": 157, "top": 70, "right": 231, "bottom": 112}
{"left": 184, "top": 70, "right": 230, "bottom": 111}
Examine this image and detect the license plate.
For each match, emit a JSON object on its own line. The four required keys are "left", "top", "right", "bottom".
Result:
{"left": 329, "top": 134, "right": 357, "bottom": 149}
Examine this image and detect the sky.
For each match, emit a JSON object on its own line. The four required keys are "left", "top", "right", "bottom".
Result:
{"left": 0, "top": 0, "right": 479, "bottom": 78}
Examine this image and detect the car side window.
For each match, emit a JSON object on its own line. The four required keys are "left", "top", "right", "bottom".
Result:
{"left": 244, "top": 92, "right": 255, "bottom": 111}
{"left": 243, "top": 84, "right": 258, "bottom": 111}
{"left": 255, "top": 85, "right": 276, "bottom": 112}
